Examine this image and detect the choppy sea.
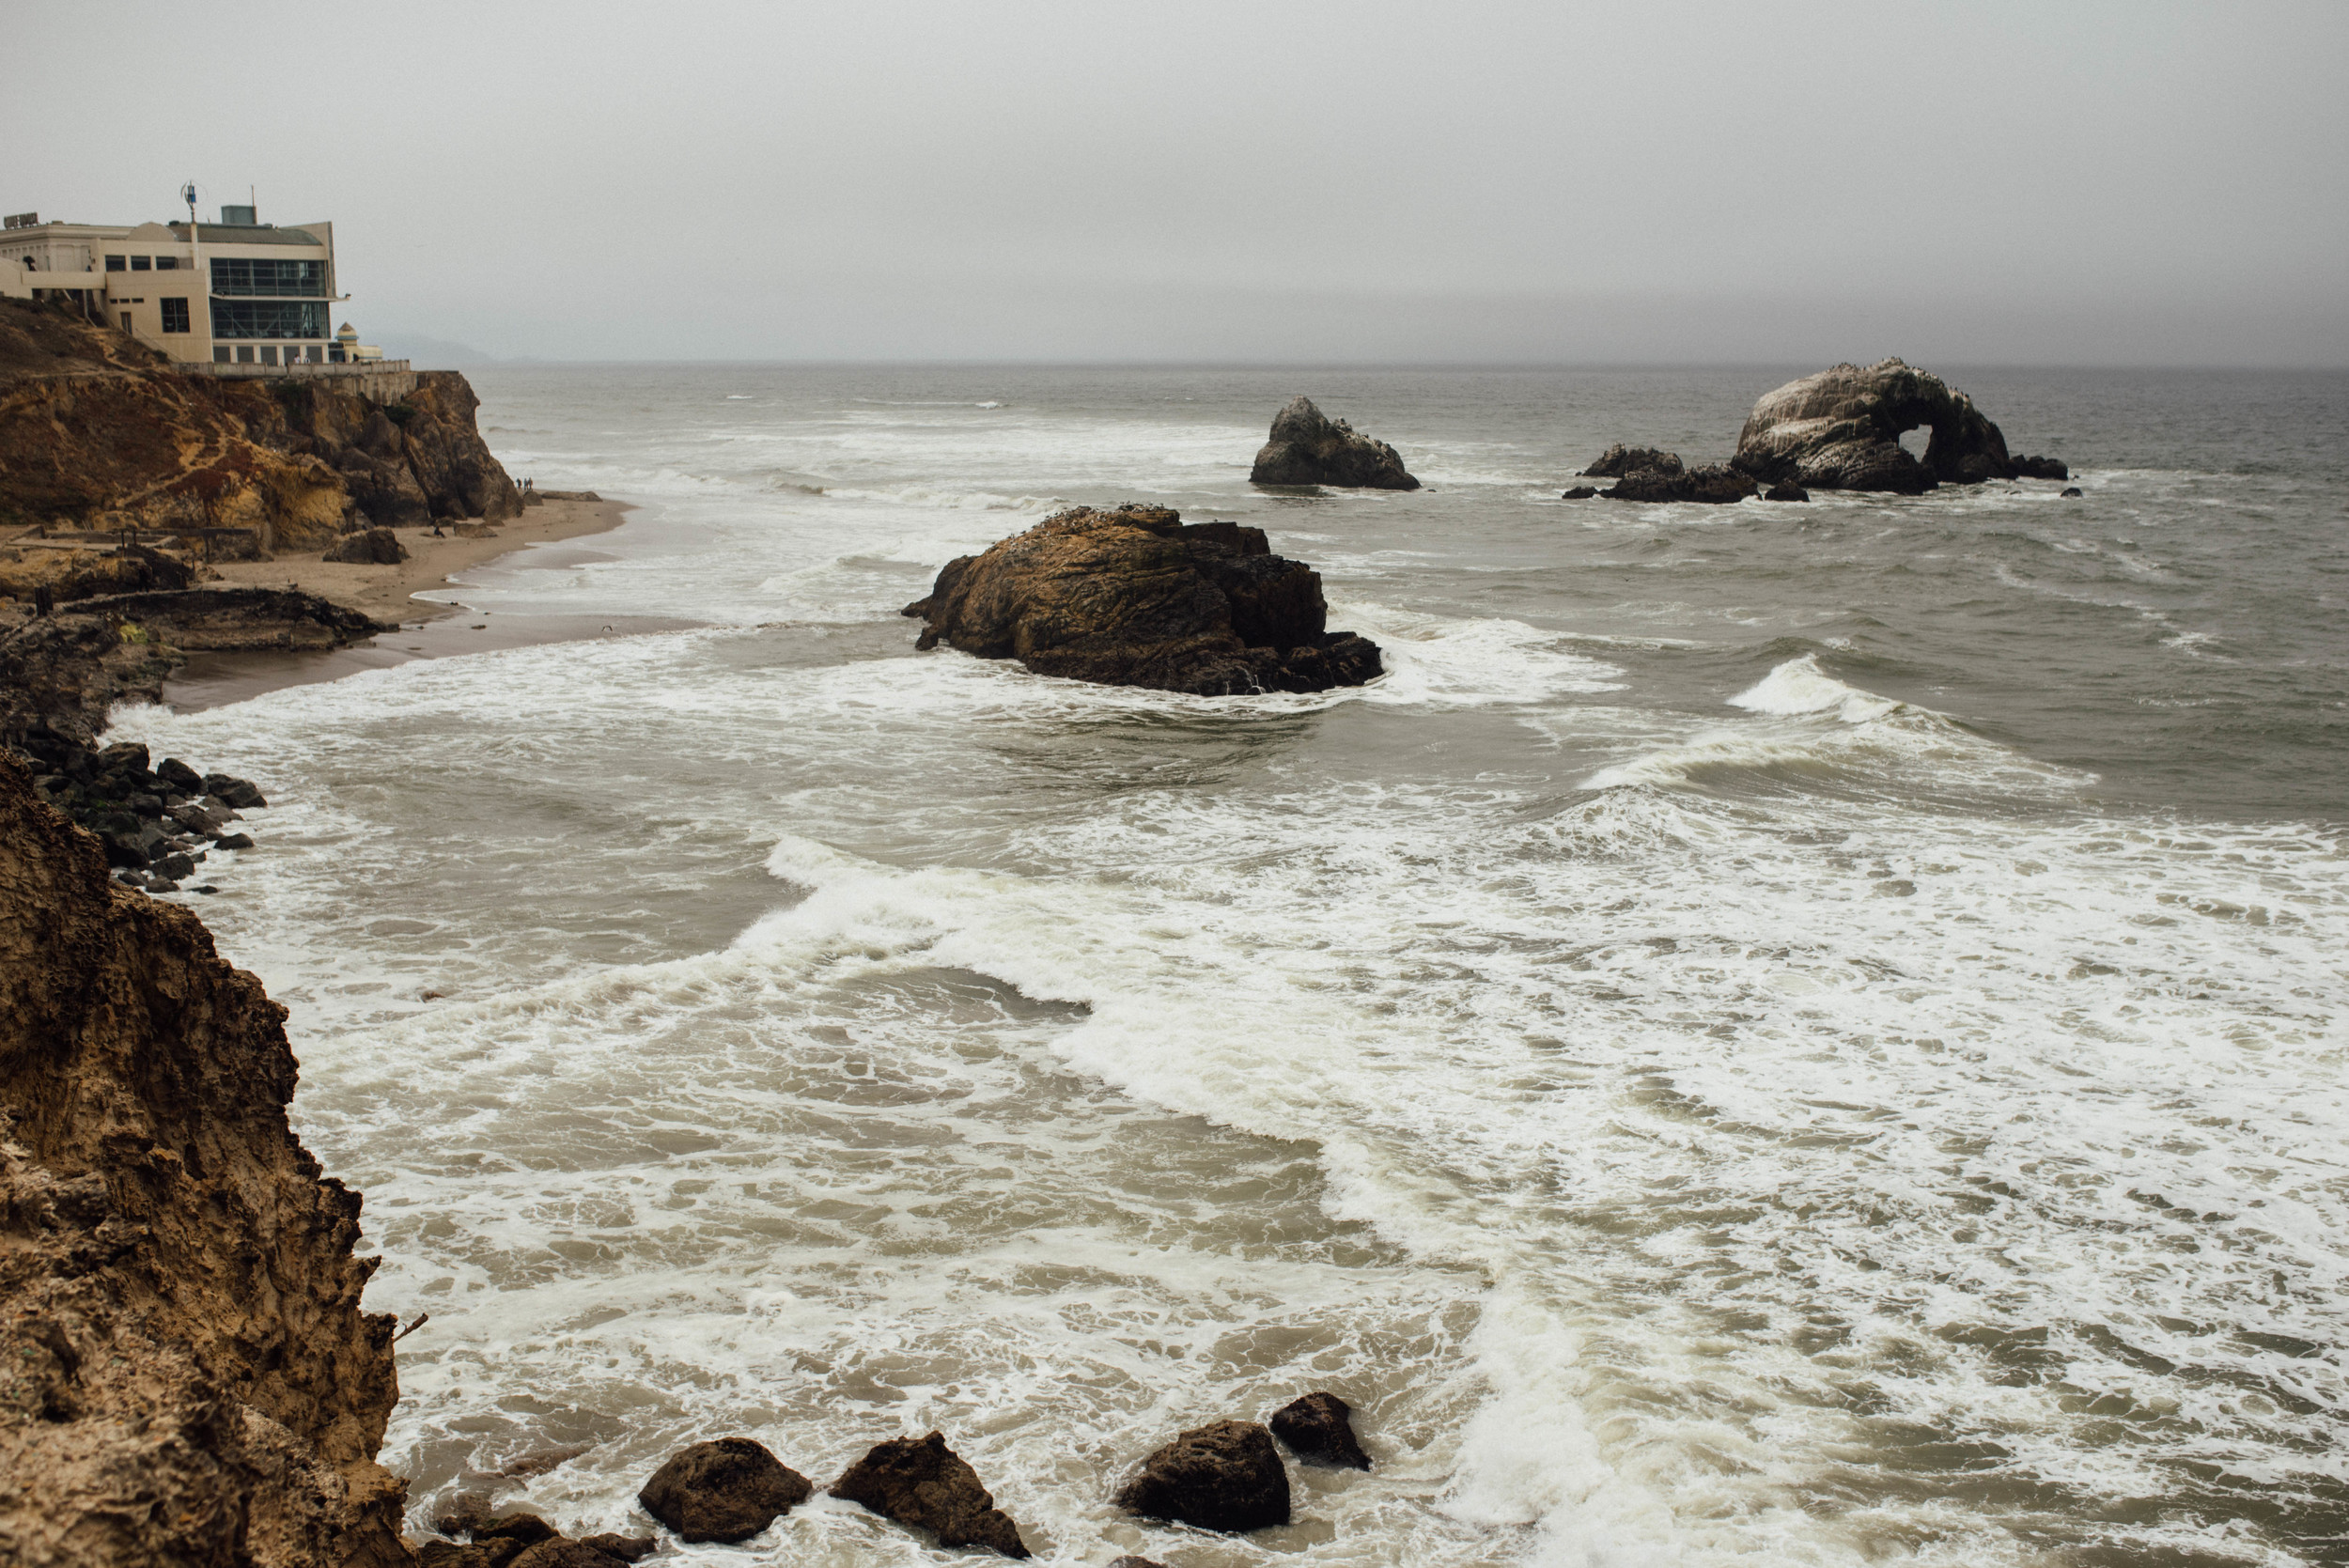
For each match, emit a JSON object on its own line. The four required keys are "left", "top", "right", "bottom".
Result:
{"left": 115, "top": 365, "right": 2349, "bottom": 1566}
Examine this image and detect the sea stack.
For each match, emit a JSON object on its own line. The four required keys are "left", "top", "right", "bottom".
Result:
{"left": 1249, "top": 396, "right": 1420, "bottom": 489}
{"left": 1730, "top": 358, "right": 2067, "bottom": 493}
{"left": 902, "top": 504, "right": 1382, "bottom": 695}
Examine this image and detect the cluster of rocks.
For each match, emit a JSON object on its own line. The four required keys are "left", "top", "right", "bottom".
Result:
{"left": 1566, "top": 360, "right": 2071, "bottom": 503}
{"left": 11, "top": 730, "right": 263, "bottom": 894}
{"left": 439, "top": 1392, "right": 1371, "bottom": 1563}
{"left": 1250, "top": 396, "right": 1421, "bottom": 489}
{"left": 905, "top": 504, "right": 1382, "bottom": 696}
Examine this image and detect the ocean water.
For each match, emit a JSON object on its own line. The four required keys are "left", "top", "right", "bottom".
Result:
{"left": 113, "top": 365, "right": 2349, "bottom": 1566}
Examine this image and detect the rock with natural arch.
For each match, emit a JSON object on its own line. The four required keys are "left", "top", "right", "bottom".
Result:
{"left": 1731, "top": 359, "right": 2064, "bottom": 493}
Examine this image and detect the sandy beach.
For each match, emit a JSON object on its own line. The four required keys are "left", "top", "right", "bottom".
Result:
{"left": 163, "top": 495, "right": 703, "bottom": 712}
{"left": 202, "top": 495, "right": 634, "bottom": 627}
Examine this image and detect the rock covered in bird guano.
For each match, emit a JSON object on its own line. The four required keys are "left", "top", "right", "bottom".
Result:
{"left": 1580, "top": 444, "right": 1683, "bottom": 478}
{"left": 830, "top": 1430, "right": 1031, "bottom": 1559}
{"left": 1730, "top": 358, "right": 2066, "bottom": 493}
{"left": 1268, "top": 1391, "right": 1372, "bottom": 1470}
{"left": 1114, "top": 1420, "right": 1292, "bottom": 1533}
{"left": 903, "top": 504, "right": 1382, "bottom": 695}
{"left": 638, "top": 1436, "right": 813, "bottom": 1543}
{"left": 321, "top": 525, "right": 412, "bottom": 565}
{"left": 1602, "top": 463, "right": 1758, "bottom": 505}
{"left": 1249, "top": 396, "right": 1420, "bottom": 489}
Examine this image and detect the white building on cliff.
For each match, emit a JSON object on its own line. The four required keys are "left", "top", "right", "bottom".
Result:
{"left": 0, "top": 200, "right": 384, "bottom": 368}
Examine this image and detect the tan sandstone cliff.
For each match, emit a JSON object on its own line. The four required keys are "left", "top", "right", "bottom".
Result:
{"left": 0, "top": 752, "right": 410, "bottom": 1567}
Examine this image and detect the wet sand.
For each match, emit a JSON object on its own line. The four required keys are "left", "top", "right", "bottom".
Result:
{"left": 166, "top": 497, "right": 703, "bottom": 713}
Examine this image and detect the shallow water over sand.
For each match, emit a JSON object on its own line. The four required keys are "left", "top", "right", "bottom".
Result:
{"left": 116, "top": 365, "right": 2349, "bottom": 1566}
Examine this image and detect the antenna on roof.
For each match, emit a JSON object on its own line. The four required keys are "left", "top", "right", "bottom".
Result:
{"left": 180, "top": 182, "right": 197, "bottom": 225}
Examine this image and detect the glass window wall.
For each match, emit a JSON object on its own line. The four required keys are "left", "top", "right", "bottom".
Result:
{"left": 210, "top": 299, "right": 330, "bottom": 339}
{"left": 208, "top": 257, "right": 326, "bottom": 296}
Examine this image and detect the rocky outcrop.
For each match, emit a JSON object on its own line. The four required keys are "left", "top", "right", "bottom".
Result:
{"left": 0, "top": 586, "right": 384, "bottom": 746}
{"left": 1114, "top": 1420, "right": 1291, "bottom": 1533}
{"left": 830, "top": 1431, "right": 1030, "bottom": 1559}
{"left": 0, "top": 298, "right": 520, "bottom": 556}
{"left": 428, "top": 1499, "right": 651, "bottom": 1568}
{"left": 637, "top": 1437, "right": 811, "bottom": 1544}
{"left": 1268, "top": 1392, "right": 1370, "bottom": 1470}
{"left": 323, "top": 528, "right": 411, "bottom": 566}
{"left": 1731, "top": 358, "right": 2066, "bottom": 493}
{"left": 1249, "top": 396, "right": 1420, "bottom": 489}
{"left": 904, "top": 504, "right": 1382, "bottom": 696}
{"left": 1602, "top": 463, "right": 1757, "bottom": 505}
{"left": 1763, "top": 482, "right": 1811, "bottom": 502}
{"left": 0, "top": 752, "right": 408, "bottom": 1567}
{"left": 10, "top": 731, "right": 268, "bottom": 894}
{"left": 1580, "top": 444, "right": 1682, "bottom": 479}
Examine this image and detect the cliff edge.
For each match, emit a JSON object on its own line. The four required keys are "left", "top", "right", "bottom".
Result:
{"left": 0, "top": 751, "right": 410, "bottom": 1567}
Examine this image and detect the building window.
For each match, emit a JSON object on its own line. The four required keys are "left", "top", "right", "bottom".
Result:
{"left": 236, "top": 346, "right": 255, "bottom": 364}
{"left": 131, "top": 255, "right": 152, "bottom": 272}
{"left": 259, "top": 346, "right": 278, "bottom": 365}
{"left": 105, "top": 255, "right": 126, "bottom": 272}
{"left": 208, "top": 257, "right": 326, "bottom": 297}
{"left": 156, "top": 256, "right": 179, "bottom": 271}
{"left": 161, "top": 298, "right": 190, "bottom": 334}
{"left": 209, "top": 299, "right": 331, "bottom": 339}
{"left": 213, "top": 346, "right": 230, "bottom": 363}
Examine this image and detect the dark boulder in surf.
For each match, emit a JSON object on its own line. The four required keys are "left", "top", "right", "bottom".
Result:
{"left": 638, "top": 1437, "right": 812, "bottom": 1543}
{"left": 1603, "top": 463, "right": 1757, "bottom": 505}
{"left": 1580, "top": 444, "right": 1682, "bottom": 478}
{"left": 1560, "top": 485, "right": 1598, "bottom": 500}
{"left": 1730, "top": 358, "right": 2062, "bottom": 493}
{"left": 904, "top": 504, "right": 1382, "bottom": 695}
{"left": 1250, "top": 396, "right": 1420, "bottom": 489}
{"left": 830, "top": 1431, "right": 1030, "bottom": 1559}
{"left": 1764, "top": 481, "right": 1811, "bottom": 502}
{"left": 1268, "top": 1391, "right": 1372, "bottom": 1469}
{"left": 2012, "top": 454, "right": 2070, "bottom": 480}
{"left": 1114, "top": 1420, "right": 1291, "bottom": 1532}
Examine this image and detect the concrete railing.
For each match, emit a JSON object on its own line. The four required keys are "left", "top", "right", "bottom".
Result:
{"left": 178, "top": 359, "right": 416, "bottom": 402}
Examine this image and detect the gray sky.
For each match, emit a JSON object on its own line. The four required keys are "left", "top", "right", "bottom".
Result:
{"left": 16, "top": 0, "right": 2348, "bottom": 365}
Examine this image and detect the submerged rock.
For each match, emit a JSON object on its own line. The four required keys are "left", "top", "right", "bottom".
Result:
{"left": 830, "top": 1430, "right": 1031, "bottom": 1559}
{"left": 1580, "top": 444, "right": 1683, "bottom": 478}
{"left": 1114, "top": 1419, "right": 1291, "bottom": 1533}
{"left": 1603, "top": 463, "right": 1758, "bottom": 505}
{"left": 1731, "top": 358, "right": 2061, "bottom": 492}
{"left": 1250, "top": 396, "right": 1420, "bottom": 489}
{"left": 2061, "top": 486, "right": 2083, "bottom": 497}
{"left": 1268, "top": 1391, "right": 1372, "bottom": 1469}
{"left": 638, "top": 1436, "right": 813, "bottom": 1544}
{"left": 905, "top": 504, "right": 1382, "bottom": 696}
{"left": 1560, "top": 485, "right": 1598, "bottom": 500}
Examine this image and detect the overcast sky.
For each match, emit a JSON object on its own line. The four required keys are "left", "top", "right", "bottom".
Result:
{"left": 16, "top": 0, "right": 2347, "bottom": 365}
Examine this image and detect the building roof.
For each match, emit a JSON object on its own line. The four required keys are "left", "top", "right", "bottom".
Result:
{"left": 167, "top": 223, "right": 326, "bottom": 247}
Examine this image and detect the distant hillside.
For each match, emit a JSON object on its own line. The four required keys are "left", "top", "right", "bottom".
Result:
{"left": 370, "top": 331, "right": 500, "bottom": 367}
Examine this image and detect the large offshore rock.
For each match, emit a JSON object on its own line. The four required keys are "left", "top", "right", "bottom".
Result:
{"left": 0, "top": 752, "right": 408, "bottom": 1567}
{"left": 830, "top": 1430, "right": 1030, "bottom": 1559}
{"left": 638, "top": 1436, "right": 812, "bottom": 1544}
{"left": 1249, "top": 396, "right": 1420, "bottom": 489}
{"left": 1579, "top": 444, "right": 1683, "bottom": 478}
{"left": 1731, "top": 358, "right": 2061, "bottom": 493}
{"left": 904, "top": 504, "right": 1382, "bottom": 695}
{"left": 1114, "top": 1420, "right": 1291, "bottom": 1533}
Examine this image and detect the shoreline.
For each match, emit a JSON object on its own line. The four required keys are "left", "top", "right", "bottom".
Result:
{"left": 163, "top": 497, "right": 704, "bottom": 713}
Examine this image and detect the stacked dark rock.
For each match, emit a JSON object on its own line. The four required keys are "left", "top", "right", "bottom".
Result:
{"left": 428, "top": 1498, "right": 656, "bottom": 1568}
{"left": 1268, "top": 1391, "right": 1372, "bottom": 1469}
{"left": 1114, "top": 1420, "right": 1291, "bottom": 1532}
{"left": 1250, "top": 396, "right": 1420, "bottom": 489}
{"left": 905, "top": 504, "right": 1382, "bottom": 696}
{"left": 636, "top": 1437, "right": 812, "bottom": 1543}
{"left": 10, "top": 731, "right": 264, "bottom": 893}
{"left": 1580, "top": 444, "right": 1683, "bottom": 478}
{"left": 829, "top": 1430, "right": 1030, "bottom": 1558}
{"left": 1575, "top": 447, "right": 1757, "bottom": 505}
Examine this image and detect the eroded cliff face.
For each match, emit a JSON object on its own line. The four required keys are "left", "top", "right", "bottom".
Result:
{"left": 0, "top": 297, "right": 519, "bottom": 556}
{"left": 0, "top": 752, "right": 410, "bottom": 1567}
